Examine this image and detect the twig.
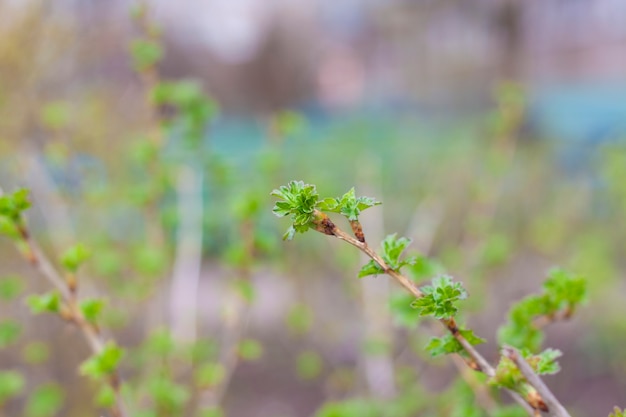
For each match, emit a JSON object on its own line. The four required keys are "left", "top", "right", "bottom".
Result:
{"left": 18, "top": 228, "right": 127, "bottom": 417}
{"left": 319, "top": 216, "right": 535, "bottom": 415}
{"left": 502, "top": 346, "right": 572, "bottom": 417}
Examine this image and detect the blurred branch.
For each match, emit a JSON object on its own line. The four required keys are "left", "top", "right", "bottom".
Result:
{"left": 14, "top": 217, "right": 127, "bottom": 417}
{"left": 169, "top": 165, "right": 204, "bottom": 344}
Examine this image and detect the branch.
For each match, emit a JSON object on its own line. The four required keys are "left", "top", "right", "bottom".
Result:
{"left": 327, "top": 221, "right": 535, "bottom": 415}
{"left": 502, "top": 346, "right": 572, "bottom": 417}
{"left": 18, "top": 228, "right": 128, "bottom": 417}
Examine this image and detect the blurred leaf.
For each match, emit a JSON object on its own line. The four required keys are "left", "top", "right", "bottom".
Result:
{"left": 79, "top": 298, "right": 106, "bottom": 324}
{"left": 26, "top": 292, "right": 61, "bottom": 315}
{"left": 60, "top": 243, "right": 90, "bottom": 273}
{"left": 148, "top": 377, "right": 190, "bottom": 411}
{"left": 0, "top": 371, "right": 24, "bottom": 404}
{"left": 95, "top": 384, "right": 116, "bottom": 408}
{"left": 40, "top": 101, "right": 70, "bottom": 130}
{"left": 0, "top": 275, "right": 24, "bottom": 300}
{"left": 80, "top": 341, "right": 124, "bottom": 380}
{"left": 296, "top": 350, "right": 323, "bottom": 380}
{"left": 194, "top": 363, "right": 225, "bottom": 388}
{"left": 286, "top": 304, "right": 312, "bottom": 336}
{"left": 22, "top": 342, "right": 50, "bottom": 364}
{"left": 130, "top": 39, "right": 163, "bottom": 71}
{"left": 238, "top": 339, "right": 263, "bottom": 361}
{"left": 197, "top": 407, "right": 224, "bottom": 417}
{"left": 25, "top": 383, "right": 64, "bottom": 417}
{"left": 132, "top": 244, "right": 167, "bottom": 277}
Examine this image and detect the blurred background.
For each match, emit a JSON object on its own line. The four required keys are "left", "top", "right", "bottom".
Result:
{"left": 1, "top": 0, "right": 626, "bottom": 416}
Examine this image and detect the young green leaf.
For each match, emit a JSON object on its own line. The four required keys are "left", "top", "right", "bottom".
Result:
{"left": 425, "top": 329, "right": 485, "bottom": 357}
{"left": 271, "top": 181, "right": 321, "bottom": 240}
{"left": 60, "top": 244, "right": 91, "bottom": 273}
{"left": 318, "top": 188, "right": 380, "bottom": 221}
{"left": 0, "top": 321, "right": 21, "bottom": 348}
{"left": 26, "top": 292, "right": 62, "bottom": 315}
{"left": 411, "top": 276, "right": 468, "bottom": 319}
{"left": 80, "top": 341, "right": 124, "bottom": 380}
{"left": 79, "top": 298, "right": 106, "bottom": 325}
{"left": 358, "top": 260, "right": 384, "bottom": 278}
{"left": 0, "top": 189, "right": 30, "bottom": 221}
{"left": 609, "top": 407, "right": 625, "bottom": 417}
{"left": 194, "top": 363, "right": 226, "bottom": 388}
{"left": 25, "top": 383, "right": 64, "bottom": 417}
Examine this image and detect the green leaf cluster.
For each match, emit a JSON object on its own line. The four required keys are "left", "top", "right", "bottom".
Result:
{"left": 26, "top": 292, "right": 62, "bottom": 315}
{"left": 79, "top": 298, "right": 106, "bottom": 324}
{"left": 319, "top": 187, "right": 380, "bottom": 221}
{"left": 491, "top": 348, "right": 561, "bottom": 390}
{"left": 609, "top": 407, "right": 625, "bottom": 417}
{"left": 151, "top": 81, "right": 218, "bottom": 144}
{"left": 498, "top": 268, "right": 587, "bottom": 351}
{"left": 271, "top": 181, "right": 321, "bottom": 240}
{"left": 425, "top": 329, "right": 485, "bottom": 357}
{"left": 80, "top": 342, "right": 124, "bottom": 380}
{"left": 272, "top": 181, "right": 381, "bottom": 240}
{"left": 0, "top": 189, "right": 30, "bottom": 239}
{"left": 60, "top": 243, "right": 91, "bottom": 273}
{"left": 411, "top": 276, "right": 468, "bottom": 319}
{"left": 359, "top": 234, "right": 415, "bottom": 277}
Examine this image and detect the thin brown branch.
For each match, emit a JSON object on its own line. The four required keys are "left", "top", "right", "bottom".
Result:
{"left": 323, "top": 218, "right": 535, "bottom": 416}
{"left": 502, "top": 346, "right": 572, "bottom": 417}
{"left": 19, "top": 232, "right": 128, "bottom": 417}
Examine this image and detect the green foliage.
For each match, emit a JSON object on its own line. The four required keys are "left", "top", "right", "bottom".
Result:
{"left": 95, "top": 384, "right": 116, "bottom": 408}
{"left": 130, "top": 39, "right": 163, "bottom": 71}
{"left": 359, "top": 234, "right": 416, "bottom": 277}
{"left": 271, "top": 181, "right": 321, "bottom": 240}
{"left": 411, "top": 276, "right": 468, "bottom": 319}
{"left": 498, "top": 268, "right": 587, "bottom": 351}
{"left": 80, "top": 341, "right": 124, "bottom": 380}
{"left": 238, "top": 339, "right": 263, "bottom": 361}
{"left": 194, "top": 363, "right": 226, "bottom": 388}
{"left": 26, "top": 292, "right": 62, "bottom": 315}
{"left": 22, "top": 341, "right": 50, "bottom": 364}
{"left": 319, "top": 187, "right": 380, "bottom": 221}
{"left": 25, "top": 383, "right": 64, "bottom": 417}
{"left": 132, "top": 244, "right": 168, "bottom": 277}
{"left": 314, "top": 398, "right": 380, "bottom": 417}
{"left": 151, "top": 80, "right": 218, "bottom": 144}
{"left": 609, "top": 407, "right": 625, "bottom": 417}
{"left": 40, "top": 101, "right": 70, "bottom": 130}
{"left": 296, "top": 350, "right": 323, "bottom": 380}
{"left": 0, "top": 320, "right": 21, "bottom": 348}
{"left": 425, "top": 329, "right": 485, "bottom": 357}
{"left": 286, "top": 304, "right": 313, "bottom": 335}
{"left": 148, "top": 377, "right": 190, "bottom": 412}
{"left": 390, "top": 293, "right": 423, "bottom": 327}
{"left": 79, "top": 298, "right": 106, "bottom": 324}
{"left": 272, "top": 110, "right": 307, "bottom": 137}
{"left": 0, "top": 370, "right": 24, "bottom": 404}
{"left": 197, "top": 407, "right": 224, "bottom": 417}
{"left": 60, "top": 243, "right": 91, "bottom": 273}
{"left": 0, "top": 188, "right": 30, "bottom": 223}
{"left": 0, "top": 275, "right": 24, "bottom": 300}
{"left": 491, "top": 348, "right": 562, "bottom": 391}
